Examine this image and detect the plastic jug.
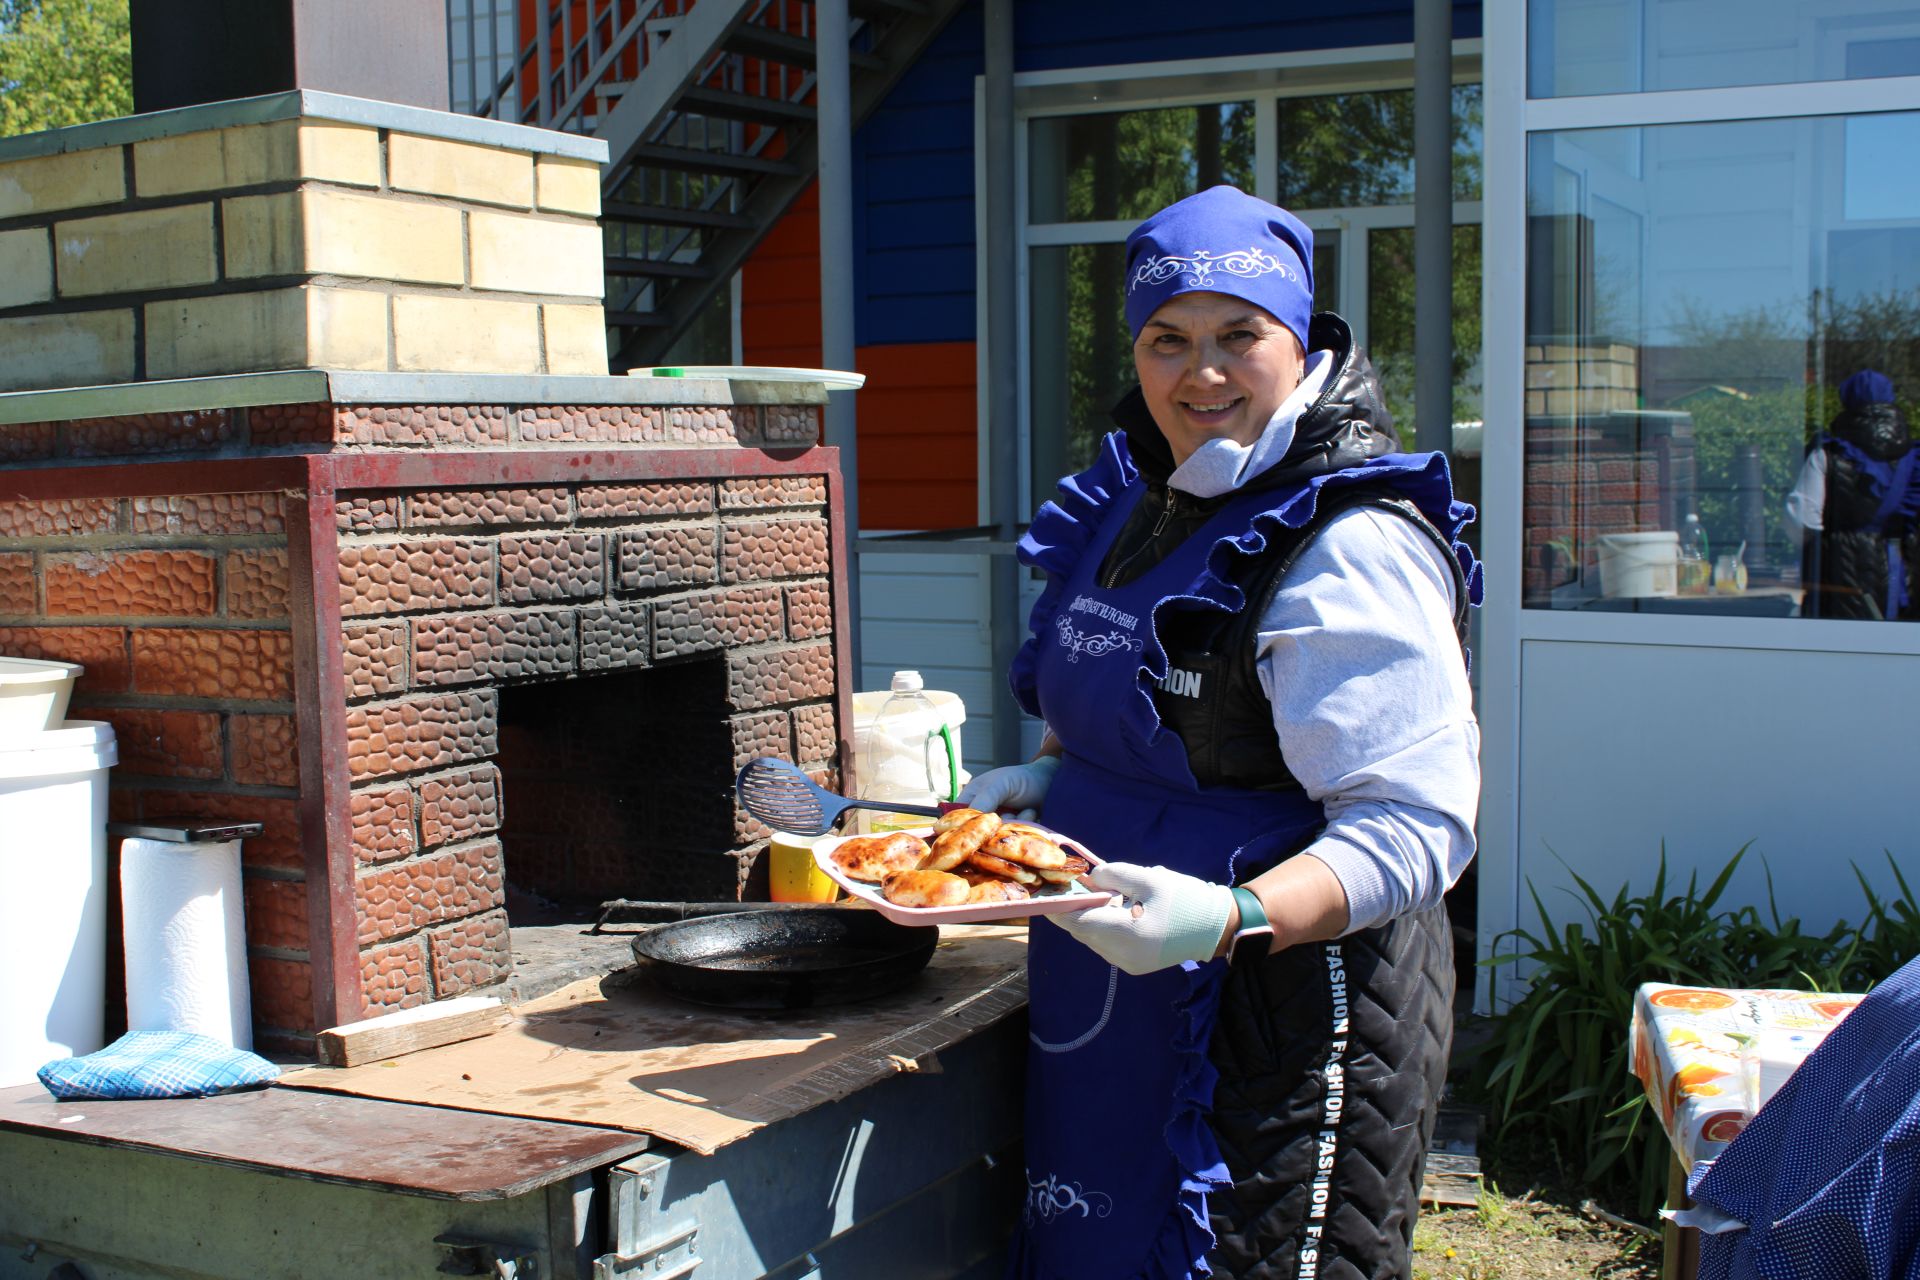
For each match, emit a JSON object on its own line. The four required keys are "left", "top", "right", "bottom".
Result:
{"left": 859, "top": 671, "right": 956, "bottom": 833}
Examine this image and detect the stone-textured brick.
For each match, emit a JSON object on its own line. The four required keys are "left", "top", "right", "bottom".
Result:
{"left": 408, "top": 487, "right": 571, "bottom": 528}
{"left": 139, "top": 791, "right": 302, "bottom": 872}
{"left": 411, "top": 610, "right": 575, "bottom": 685}
{"left": 543, "top": 303, "right": 609, "bottom": 376}
{"left": 718, "top": 476, "right": 829, "bottom": 510}
{"left": 338, "top": 539, "right": 493, "bottom": 617}
{"left": 54, "top": 203, "right": 218, "bottom": 297}
{"left": 223, "top": 187, "right": 464, "bottom": 285}
{"left": 343, "top": 621, "right": 407, "bottom": 698}
{"left": 231, "top": 713, "right": 298, "bottom": 787}
{"left": 498, "top": 532, "right": 604, "bottom": 603}
{"left": 729, "top": 709, "right": 791, "bottom": 772}
{"left": 727, "top": 642, "right": 835, "bottom": 710}
{"left": 0, "top": 147, "right": 124, "bottom": 219}
{"left": 226, "top": 548, "right": 291, "bottom": 620}
{"left": 578, "top": 602, "right": 649, "bottom": 672}
{"left": 128, "top": 492, "right": 285, "bottom": 536}
{"left": 793, "top": 702, "right": 838, "bottom": 765}
{"left": 616, "top": 526, "right": 716, "bottom": 592}
{"left": 355, "top": 838, "right": 506, "bottom": 944}
{"left": 785, "top": 581, "right": 833, "bottom": 640}
{"left": 0, "top": 553, "right": 33, "bottom": 615}
{"left": 417, "top": 764, "right": 503, "bottom": 848}
{"left": 665, "top": 405, "right": 739, "bottom": 442}
{"left": 67, "top": 409, "right": 234, "bottom": 457}
{"left": 44, "top": 550, "right": 217, "bottom": 618}
{"left": 249, "top": 955, "right": 315, "bottom": 1032}
{"left": 134, "top": 120, "right": 379, "bottom": 197}
{"left": 351, "top": 786, "right": 415, "bottom": 863}
{"left": 392, "top": 294, "right": 542, "bottom": 375}
{"left": 243, "top": 875, "right": 310, "bottom": 951}
{"left": 0, "top": 626, "right": 128, "bottom": 693}
{"left": 336, "top": 496, "right": 401, "bottom": 534}
{"left": 0, "top": 421, "right": 58, "bottom": 462}
{"left": 0, "top": 497, "right": 115, "bottom": 538}
{"left": 388, "top": 134, "right": 534, "bottom": 207}
{"left": 516, "top": 405, "right": 665, "bottom": 444}
{"left": 131, "top": 628, "right": 292, "bottom": 699}
{"left": 534, "top": 156, "right": 601, "bottom": 216}
{"left": 721, "top": 518, "right": 830, "bottom": 583}
{"left": 248, "top": 401, "right": 333, "bottom": 447}
{"left": 576, "top": 481, "right": 713, "bottom": 519}
{"left": 335, "top": 405, "right": 511, "bottom": 448}
{"left": 760, "top": 403, "right": 820, "bottom": 444}
{"left": 82, "top": 707, "right": 222, "bottom": 779}
{"left": 360, "top": 938, "right": 428, "bottom": 1012}
{"left": 345, "top": 688, "right": 498, "bottom": 779}
{"left": 0, "top": 227, "right": 53, "bottom": 308}
{"left": 468, "top": 212, "right": 603, "bottom": 297}
{"left": 428, "top": 909, "right": 510, "bottom": 997}
{"left": 653, "top": 586, "right": 784, "bottom": 658}
{"left": 146, "top": 286, "right": 388, "bottom": 380}
{"left": 0, "top": 310, "right": 136, "bottom": 393}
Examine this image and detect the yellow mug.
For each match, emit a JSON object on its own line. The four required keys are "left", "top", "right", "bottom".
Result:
{"left": 768, "top": 831, "right": 840, "bottom": 903}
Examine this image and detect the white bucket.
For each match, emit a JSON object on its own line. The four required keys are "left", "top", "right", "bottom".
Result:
{"left": 0, "top": 657, "right": 83, "bottom": 737}
{"left": 1596, "top": 531, "right": 1679, "bottom": 599}
{"left": 0, "top": 720, "right": 117, "bottom": 1086}
{"left": 850, "top": 686, "right": 969, "bottom": 802}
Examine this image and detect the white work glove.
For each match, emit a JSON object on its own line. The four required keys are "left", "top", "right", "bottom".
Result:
{"left": 955, "top": 754, "right": 1060, "bottom": 821}
{"left": 1052, "top": 862, "right": 1234, "bottom": 975}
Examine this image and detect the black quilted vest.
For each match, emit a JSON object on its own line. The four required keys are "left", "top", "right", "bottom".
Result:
{"left": 1803, "top": 401, "right": 1919, "bottom": 621}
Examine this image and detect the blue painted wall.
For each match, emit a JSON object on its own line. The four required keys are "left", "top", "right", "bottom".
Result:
{"left": 851, "top": 0, "right": 1483, "bottom": 347}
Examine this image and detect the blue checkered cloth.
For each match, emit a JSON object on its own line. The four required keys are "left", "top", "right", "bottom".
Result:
{"left": 38, "top": 1031, "right": 279, "bottom": 1101}
{"left": 1687, "top": 956, "right": 1920, "bottom": 1280}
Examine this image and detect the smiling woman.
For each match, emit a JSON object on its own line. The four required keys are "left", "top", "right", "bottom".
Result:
{"left": 1131, "top": 294, "right": 1306, "bottom": 465}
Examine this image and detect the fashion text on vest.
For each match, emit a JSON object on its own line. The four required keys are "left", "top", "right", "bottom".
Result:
{"left": 1156, "top": 667, "right": 1204, "bottom": 698}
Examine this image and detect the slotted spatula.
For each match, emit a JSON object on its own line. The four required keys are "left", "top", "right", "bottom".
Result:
{"left": 736, "top": 757, "right": 945, "bottom": 837}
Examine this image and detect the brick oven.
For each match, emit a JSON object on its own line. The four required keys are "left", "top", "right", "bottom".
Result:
{"left": 0, "top": 95, "right": 851, "bottom": 1053}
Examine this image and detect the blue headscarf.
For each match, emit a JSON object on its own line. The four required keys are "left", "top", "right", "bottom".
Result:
{"left": 1123, "top": 185, "right": 1314, "bottom": 350}
{"left": 1839, "top": 369, "right": 1896, "bottom": 409}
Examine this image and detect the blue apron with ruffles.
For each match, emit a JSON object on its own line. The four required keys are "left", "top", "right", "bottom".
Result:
{"left": 1005, "top": 432, "right": 1479, "bottom": 1280}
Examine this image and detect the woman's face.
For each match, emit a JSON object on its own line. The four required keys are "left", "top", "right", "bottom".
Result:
{"left": 1132, "top": 291, "right": 1305, "bottom": 466}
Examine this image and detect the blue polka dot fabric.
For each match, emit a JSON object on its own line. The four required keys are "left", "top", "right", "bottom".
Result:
{"left": 1687, "top": 955, "right": 1920, "bottom": 1280}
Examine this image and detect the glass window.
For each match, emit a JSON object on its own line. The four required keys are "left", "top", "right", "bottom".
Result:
{"left": 1276, "top": 84, "right": 1483, "bottom": 207}
{"left": 1529, "top": 0, "right": 1920, "bottom": 98}
{"left": 1030, "top": 243, "right": 1132, "bottom": 487}
{"left": 1524, "top": 116, "right": 1920, "bottom": 620}
{"left": 1366, "top": 224, "right": 1485, "bottom": 441}
{"left": 1029, "top": 104, "right": 1254, "bottom": 224}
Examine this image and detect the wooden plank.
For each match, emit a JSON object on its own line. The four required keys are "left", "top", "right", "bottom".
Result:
{"left": 317, "top": 995, "right": 509, "bottom": 1067}
{"left": 0, "top": 1084, "right": 647, "bottom": 1201}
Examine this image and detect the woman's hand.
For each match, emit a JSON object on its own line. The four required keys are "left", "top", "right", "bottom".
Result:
{"left": 955, "top": 754, "right": 1060, "bottom": 820}
{"left": 1052, "top": 862, "right": 1234, "bottom": 975}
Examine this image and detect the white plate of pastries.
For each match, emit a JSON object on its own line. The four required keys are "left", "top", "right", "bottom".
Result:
{"left": 813, "top": 807, "right": 1112, "bottom": 926}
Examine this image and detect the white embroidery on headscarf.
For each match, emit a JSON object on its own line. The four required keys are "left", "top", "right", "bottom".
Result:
{"left": 1129, "top": 247, "right": 1300, "bottom": 294}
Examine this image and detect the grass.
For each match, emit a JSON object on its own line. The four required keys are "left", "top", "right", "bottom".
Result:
{"left": 1412, "top": 1154, "right": 1661, "bottom": 1280}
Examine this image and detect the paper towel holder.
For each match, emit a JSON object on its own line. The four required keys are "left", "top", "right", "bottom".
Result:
{"left": 108, "top": 822, "right": 263, "bottom": 843}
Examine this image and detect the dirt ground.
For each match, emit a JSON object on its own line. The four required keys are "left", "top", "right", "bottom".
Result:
{"left": 1411, "top": 1176, "right": 1663, "bottom": 1280}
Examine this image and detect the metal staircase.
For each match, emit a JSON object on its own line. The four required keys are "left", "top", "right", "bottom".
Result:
{"left": 456, "top": 0, "right": 964, "bottom": 369}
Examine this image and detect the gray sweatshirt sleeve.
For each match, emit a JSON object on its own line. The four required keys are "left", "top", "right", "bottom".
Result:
{"left": 1252, "top": 507, "right": 1480, "bottom": 933}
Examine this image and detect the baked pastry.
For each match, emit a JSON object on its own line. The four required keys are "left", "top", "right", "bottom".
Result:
{"left": 1033, "top": 853, "right": 1094, "bottom": 885}
{"left": 828, "top": 831, "right": 930, "bottom": 882}
{"left": 978, "top": 828, "right": 1069, "bottom": 871}
{"left": 932, "top": 807, "right": 988, "bottom": 835}
{"left": 965, "top": 848, "right": 1043, "bottom": 885}
{"left": 923, "top": 810, "right": 1002, "bottom": 871}
{"left": 964, "top": 877, "right": 1031, "bottom": 905}
{"left": 881, "top": 868, "right": 971, "bottom": 908}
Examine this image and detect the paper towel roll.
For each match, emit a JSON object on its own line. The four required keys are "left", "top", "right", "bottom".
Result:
{"left": 121, "top": 838, "right": 252, "bottom": 1049}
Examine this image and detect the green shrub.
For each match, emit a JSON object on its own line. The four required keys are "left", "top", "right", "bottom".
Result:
{"left": 1469, "top": 846, "right": 1919, "bottom": 1220}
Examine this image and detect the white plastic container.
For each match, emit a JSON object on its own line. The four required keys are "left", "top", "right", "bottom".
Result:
{"left": 851, "top": 680, "right": 969, "bottom": 803}
{"left": 0, "top": 657, "right": 83, "bottom": 736}
{"left": 1596, "top": 531, "right": 1680, "bottom": 599}
{"left": 0, "top": 720, "right": 118, "bottom": 1086}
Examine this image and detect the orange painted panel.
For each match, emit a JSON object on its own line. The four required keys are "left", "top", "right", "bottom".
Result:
{"left": 851, "top": 341, "right": 977, "bottom": 530}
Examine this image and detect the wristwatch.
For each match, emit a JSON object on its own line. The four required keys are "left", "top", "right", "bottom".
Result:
{"left": 1226, "top": 885, "right": 1275, "bottom": 964}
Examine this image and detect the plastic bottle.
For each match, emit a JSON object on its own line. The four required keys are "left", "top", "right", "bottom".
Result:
{"left": 861, "top": 671, "right": 943, "bottom": 834}
{"left": 1678, "top": 512, "right": 1711, "bottom": 594}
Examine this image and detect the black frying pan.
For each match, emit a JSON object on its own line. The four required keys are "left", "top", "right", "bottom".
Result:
{"left": 629, "top": 908, "right": 938, "bottom": 1010}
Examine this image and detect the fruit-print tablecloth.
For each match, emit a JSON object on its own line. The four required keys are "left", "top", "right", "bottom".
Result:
{"left": 1629, "top": 984, "right": 1864, "bottom": 1167}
